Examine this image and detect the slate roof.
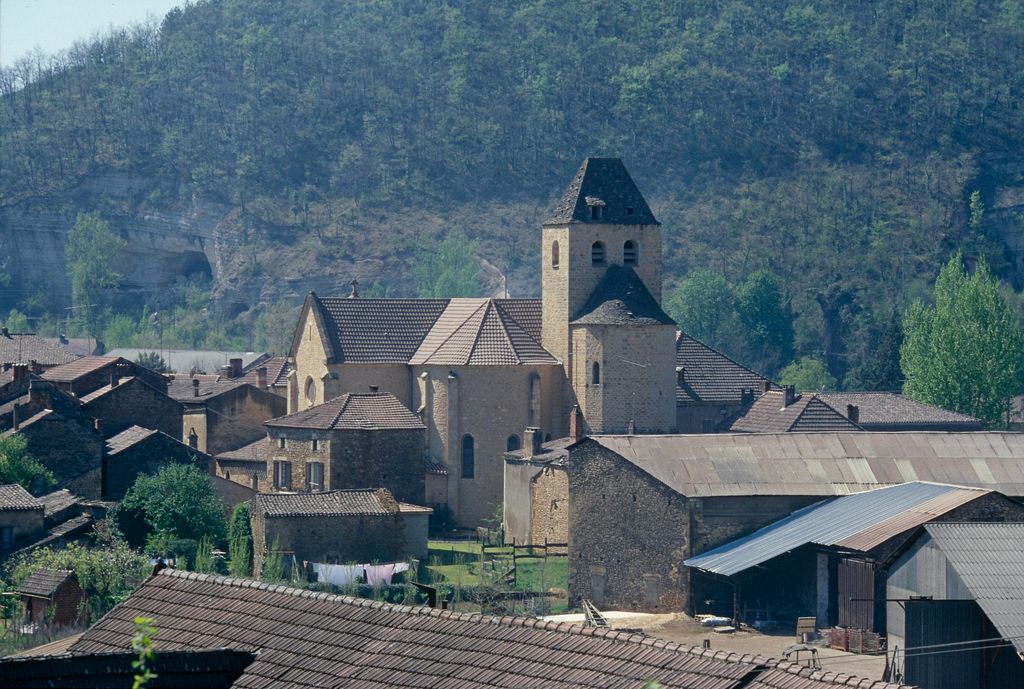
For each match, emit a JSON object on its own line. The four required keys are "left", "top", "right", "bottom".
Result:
{"left": 0, "top": 333, "right": 80, "bottom": 367}
{"left": 104, "top": 425, "right": 159, "bottom": 455}
{"left": 686, "top": 482, "right": 991, "bottom": 576}
{"left": 924, "top": 522, "right": 1024, "bottom": 654}
{"left": 729, "top": 390, "right": 863, "bottom": 433}
{"left": 585, "top": 432, "right": 1024, "bottom": 498}
{"left": 68, "top": 569, "right": 909, "bottom": 689}
{"left": 17, "top": 568, "right": 74, "bottom": 598}
{"left": 253, "top": 488, "right": 400, "bottom": 517}
{"left": 572, "top": 265, "right": 675, "bottom": 326}
{"left": 0, "top": 484, "right": 42, "bottom": 511}
{"left": 266, "top": 392, "right": 424, "bottom": 431}
{"left": 676, "top": 332, "right": 777, "bottom": 404}
{"left": 817, "top": 392, "right": 983, "bottom": 431}
{"left": 545, "top": 158, "right": 659, "bottom": 225}
{"left": 410, "top": 299, "right": 557, "bottom": 366}
{"left": 39, "top": 356, "right": 123, "bottom": 383}
{"left": 167, "top": 377, "right": 247, "bottom": 402}
{"left": 215, "top": 439, "right": 268, "bottom": 463}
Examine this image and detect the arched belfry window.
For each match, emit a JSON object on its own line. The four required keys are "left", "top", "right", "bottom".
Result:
{"left": 623, "top": 240, "right": 637, "bottom": 265}
{"left": 592, "top": 361, "right": 601, "bottom": 384}
{"left": 461, "top": 435, "right": 475, "bottom": 479}
{"left": 591, "top": 241, "right": 605, "bottom": 265}
{"left": 507, "top": 434, "right": 521, "bottom": 452}
{"left": 551, "top": 241, "right": 560, "bottom": 269}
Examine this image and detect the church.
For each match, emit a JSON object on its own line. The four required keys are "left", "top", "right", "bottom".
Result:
{"left": 286, "top": 158, "right": 729, "bottom": 527}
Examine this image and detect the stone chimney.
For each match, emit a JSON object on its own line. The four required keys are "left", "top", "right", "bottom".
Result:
{"left": 12, "top": 363, "right": 28, "bottom": 387}
{"left": 93, "top": 418, "right": 103, "bottom": 434}
{"left": 110, "top": 371, "right": 121, "bottom": 388}
{"left": 192, "top": 378, "right": 200, "bottom": 397}
{"left": 256, "top": 367, "right": 268, "bottom": 388}
{"left": 187, "top": 428, "right": 199, "bottom": 449}
{"left": 569, "top": 404, "right": 585, "bottom": 440}
{"left": 523, "top": 427, "right": 542, "bottom": 459}
{"left": 229, "top": 358, "right": 243, "bottom": 379}
{"left": 1, "top": 327, "right": 8, "bottom": 338}
{"left": 762, "top": 380, "right": 772, "bottom": 394}
{"left": 783, "top": 385, "right": 796, "bottom": 407}
{"left": 348, "top": 279, "right": 360, "bottom": 299}
{"left": 369, "top": 385, "right": 379, "bottom": 393}
{"left": 676, "top": 367, "right": 685, "bottom": 384}
{"left": 846, "top": 404, "right": 860, "bottom": 424}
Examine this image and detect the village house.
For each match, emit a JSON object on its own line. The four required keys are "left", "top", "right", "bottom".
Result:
{"left": 170, "top": 374, "right": 285, "bottom": 455}
{"left": 2, "top": 409, "right": 103, "bottom": 498}
{"left": 16, "top": 568, "right": 84, "bottom": 629}
{"left": 250, "top": 488, "right": 431, "bottom": 575}
{"left": 886, "top": 522, "right": 1024, "bottom": 689}
{"left": 102, "top": 425, "right": 210, "bottom": 500}
{"left": 563, "top": 432, "right": 1024, "bottom": 614}
{"left": 0, "top": 329, "right": 79, "bottom": 371}
{"left": 64, "top": 567, "right": 913, "bottom": 689}
{"left": 105, "top": 348, "right": 270, "bottom": 376}
{"left": 0, "top": 485, "right": 45, "bottom": 552}
{"left": 214, "top": 439, "right": 267, "bottom": 491}
{"left": 78, "top": 374, "right": 182, "bottom": 439}
{"left": 39, "top": 356, "right": 167, "bottom": 398}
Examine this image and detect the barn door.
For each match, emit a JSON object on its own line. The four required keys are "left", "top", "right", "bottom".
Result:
{"left": 837, "top": 558, "right": 874, "bottom": 630}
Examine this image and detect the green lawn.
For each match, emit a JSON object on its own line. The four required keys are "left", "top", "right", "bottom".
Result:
{"left": 425, "top": 540, "right": 567, "bottom": 597}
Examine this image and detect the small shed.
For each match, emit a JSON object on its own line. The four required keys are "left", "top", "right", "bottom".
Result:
{"left": 17, "top": 569, "right": 84, "bottom": 628}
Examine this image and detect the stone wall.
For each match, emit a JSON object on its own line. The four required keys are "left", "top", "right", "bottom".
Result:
{"left": 203, "top": 385, "right": 286, "bottom": 456}
{"left": 83, "top": 377, "right": 182, "bottom": 439}
{"left": 326, "top": 364, "right": 411, "bottom": 408}
{"left": 103, "top": 433, "right": 208, "bottom": 500}
{"left": 18, "top": 413, "right": 104, "bottom": 498}
{"left": 530, "top": 464, "right": 568, "bottom": 546}
{"left": 290, "top": 308, "right": 330, "bottom": 412}
{"left": 0, "top": 507, "right": 45, "bottom": 548}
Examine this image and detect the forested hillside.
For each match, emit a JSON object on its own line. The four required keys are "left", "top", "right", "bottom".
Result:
{"left": 2, "top": 0, "right": 1024, "bottom": 385}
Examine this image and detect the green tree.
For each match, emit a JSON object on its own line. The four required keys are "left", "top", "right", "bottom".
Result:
{"left": 844, "top": 314, "right": 904, "bottom": 391}
{"left": 2, "top": 309, "right": 29, "bottom": 333}
{"left": 118, "top": 464, "right": 227, "bottom": 546}
{"left": 134, "top": 351, "right": 169, "bottom": 373}
{"left": 413, "top": 229, "right": 480, "bottom": 298}
{"left": 227, "top": 503, "right": 252, "bottom": 577}
{"left": 664, "top": 270, "right": 734, "bottom": 345}
{"left": 779, "top": 356, "right": 837, "bottom": 391}
{"left": 131, "top": 616, "right": 158, "bottom": 689}
{"left": 901, "top": 255, "right": 1024, "bottom": 427}
{"left": 969, "top": 190, "right": 985, "bottom": 232}
{"left": 261, "top": 536, "right": 286, "bottom": 583}
{"left": 735, "top": 270, "right": 794, "bottom": 375}
{"left": 65, "top": 212, "right": 127, "bottom": 334}
{"left": 0, "top": 435, "right": 55, "bottom": 495}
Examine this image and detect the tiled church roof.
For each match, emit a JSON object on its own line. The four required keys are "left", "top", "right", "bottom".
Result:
{"left": 572, "top": 266, "right": 675, "bottom": 326}
{"left": 676, "top": 333, "right": 777, "bottom": 404}
{"left": 265, "top": 392, "right": 425, "bottom": 431}
{"left": 545, "top": 157, "right": 659, "bottom": 226}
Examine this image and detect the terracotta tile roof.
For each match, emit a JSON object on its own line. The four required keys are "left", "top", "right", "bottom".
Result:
{"left": 0, "top": 408, "right": 51, "bottom": 434}
{"left": 104, "top": 425, "right": 159, "bottom": 455}
{"left": 68, "top": 569, "right": 908, "bottom": 689}
{"left": 214, "top": 439, "right": 268, "bottom": 462}
{"left": 17, "top": 568, "right": 74, "bottom": 598}
{"left": 545, "top": 158, "right": 659, "bottom": 226}
{"left": 572, "top": 265, "right": 675, "bottom": 326}
{"left": 13, "top": 633, "right": 83, "bottom": 657}
{"left": 817, "top": 392, "right": 983, "bottom": 430}
{"left": 253, "top": 488, "right": 400, "bottom": 517}
{"left": 0, "top": 333, "right": 80, "bottom": 367}
{"left": 729, "top": 391, "right": 863, "bottom": 433}
{"left": 676, "top": 332, "right": 777, "bottom": 404}
{"left": 494, "top": 298, "right": 543, "bottom": 341}
{"left": 11, "top": 515, "right": 93, "bottom": 556}
{"left": 265, "top": 392, "right": 425, "bottom": 431}
{"left": 241, "top": 356, "right": 290, "bottom": 388}
{"left": 411, "top": 299, "right": 557, "bottom": 366}
{"left": 398, "top": 502, "right": 434, "bottom": 514}
{"left": 0, "top": 484, "right": 42, "bottom": 510}
{"left": 39, "top": 356, "right": 122, "bottom": 383}
{"left": 78, "top": 376, "right": 150, "bottom": 403}
{"left": 315, "top": 296, "right": 449, "bottom": 363}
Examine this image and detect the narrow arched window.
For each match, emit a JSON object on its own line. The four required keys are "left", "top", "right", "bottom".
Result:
{"left": 591, "top": 241, "right": 605, "bottom": 265}
{"left": 551, "top": 241, "right": 560, "bottom": 269}
{"left": 507, "top": 434, "right": 520, "bottom": 452}
{"left": 304, "top": 377, "right": 316, "bottom": 403}
{"left": 623, "top": 240, "right": 637, "bottom": 265}
{"left": 461, "top": 434, "right": 475, "bottom": 478}
{"left": 592, "top": 361, "right": 601, "bottom": 384}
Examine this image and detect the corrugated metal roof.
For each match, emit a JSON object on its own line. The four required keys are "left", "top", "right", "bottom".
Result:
{"left": 685, "top": 482, "right": 988, "bottom": 577}
{"left": 588, "top": 432, "right": 1024, "bottom": 497}
{"left": 925, "top": 522, "right": 1024, "bottom": 654}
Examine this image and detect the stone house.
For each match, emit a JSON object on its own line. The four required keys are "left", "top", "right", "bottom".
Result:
{"left": 79, "top": 374, "right": 183, "bottom": 439}
{"left": 214, "top": 439, "right": 268, "bottom": 491}
{"left": 250, "top": 488, "right": 431, "bottom": 575}
{"left": 240, "top": 356, "right": 290, "bottom": 397}
{"left": 565, "top": 432, "right": 1024, "bottom": 614}
{"left": 0, "top": 484, "right": 45, "bottom": 552}
{"left": 103, "top": 425, "right": 211, "bottom": 500}
{"left": 40, "top": 356, "right": 168, "bottom": 398}
{"left": 0, "top": 363, "right": 33, "bottom": 404}
{"left": 17, "top": 568, "right": 84, "bottom": 628}
{"left": 0, "top": 329, "right": 79, "bottom": 371}
{"left": 727, "top": 388, "right": 864, "bottom": 432}
{"left": 170, "top": 378, "right": 285, "bottom": 455}
{"left": 3, "top": 410, "right": 104, "bottom": 498}
{"left": 0, "top": 377, "right": 82, "bottom": 432}
{"left": 262, "top": 391, "right": 427, "bottom": 505}
{"left": 502, "top": 430, "right": 573, "bottom": 546}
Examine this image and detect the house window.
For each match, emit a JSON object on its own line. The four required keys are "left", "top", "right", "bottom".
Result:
{"left": 507, "top": 434, "right": 520, "bottom": 452}
{"left": 551, "top": 241, "right": 560, "bottom": 269}
{"left": 278, "top": 437, "right": 286, "bottom": 449}
{"left": 589, "top": 205, "right": 603, "bottom": 220}
{"left": 306, "top": 462, "right": 324, "bottom": 491}
{"left": 591, "top": 241, "right": 605, "bottom": 265}
{"left": 304, "top": 377, "right": 316, "bottom": 403}
{"left": 311, "top": 439, "right": 319, "bottom": 451}
{"left": 0, "top": 527, "right": 12, "bottom": 550}
{"left": 273, "top": 461, "right": 292, "bottom": 490}
{"left": 592, "top": 361, "right": 601, "bottom": 384}
{"left": 461, "top": 435, "right": 475, "bottom": 479}
{"left": 623, "top": 240, "right": 637, "bottom": 265}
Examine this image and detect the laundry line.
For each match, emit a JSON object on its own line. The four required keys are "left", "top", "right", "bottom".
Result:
{"left": 308, "top": 561, "right": 412, "bottom": 587}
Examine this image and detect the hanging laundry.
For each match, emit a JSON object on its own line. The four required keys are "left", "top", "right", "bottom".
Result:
{"left": 393, "top": 562, "right": 410, "bottom": 574}
{"left": 312, "top": 563, "right": 363, "bottom": 586}
{"left": 365, "top": 563, "right": 396, "bottom": 586}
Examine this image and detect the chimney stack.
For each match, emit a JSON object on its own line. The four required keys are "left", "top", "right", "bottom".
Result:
{"left": 349, "top": 279, "right": 360, "bottom": 299}
{"left": 369, "top": 385, "right": 379, "bottom": 393}
{"left": 676, "top": 367, "right": 685, "bottom": 384}
{"left": 762, "top": 380, "right": 772, "bottom": 394}
{"left": 110, "top": 371, "right": 120, "bottom": 388}
{"left": 1, "top": 327, "right": 8, "bottom": 338}
{"left": 740, "top": 388, "right": 754, "bottom": 406}
{"left": 229, "top": 358, "right": 243, "bottom": 379}
{"left": 12, "top": 363, "right": 28, "bottom": 387}
{"left": 846, "top": 404, "right": 860, "bottom": 424}
{"left": 192, "top": 378, "right": 200, "bottom": 397}
{"left": 569, "top": 404, "right": 585, "bottom": 440}
{"left": 523, "top": 427, "right": 542, "bottom": 459}
{"left": 93, "top": 418, "right": 102, "bottom": 434}
{"left": 783, "top": 385, "right": 796, "bottom": 407}
{"left": 257, "top": 367, "right": 268, "bottom": 388}
{"left": 187, "top": 428, "right": 199, "bottom": 449}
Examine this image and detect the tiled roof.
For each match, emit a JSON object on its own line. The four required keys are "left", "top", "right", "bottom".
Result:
{"left": 241, "top": 356, "right": 290, "bottom": 387}
{"left": 265, "top": 392, "right": 425, "bottom": 431}
{"left": 215, "top": 458, "right": 267, "bottom": 481}
{"left": 411, "top": 299, "right": 557, "bottom": 366}
{"left": 729, "top": 391, "right": 863, "bottom": 433}
{"left": 587, "top": 432, "right": 1024, "bottom": 498}
{"left": 11, "top": 515, "right": 93, "bottom": 556}
{"left": 105, "top": 349, "right": 268, "bottom": 376}
{"left": 0, "top": 333, "right": 80, "bottom": 367}
{"left": 253, "top": 488, "right": 400, "bottom": 517}
{"left": 17, "top": 568, "right": 74, "bottom": 598}
{"left": 494, "top": 299, "right": 543, "bottom": 341}
{"left": 817, "top": 392, "right": 983, "bottom": 430}
{"left": 314, "top": 296, "right": 449, "bottom": 363}
{"left": 38, "top": 489, "right": 77, "bottom": 519}
{"left": 686, "top": 482, "right": 990, "bottom": 576}
{"left": 676, "top": 332, "right": 777, "bottom": 404}
{"left": 545, "top": 158, "right": 659, "bottom": 225}
{"left": 68, "top": 569, "right": 909, "bottom": 689}
{"left": 39, "top": 356, "right": 122, "bottom": 383}
{"left": 40, "top": 336, "right": 101, "bottom": 357}
{"left": 0, "top": 484, "right": 42, "bottom": 511}
{"left": 505, "top": 436, "right": 575, "bottom": 465}
{"left": 78, "top": 376, "right": 151, "bottom": 403}
{"left": 572, "top": 265, "right": 675, "bottom": 326}
{"left": 398, "top": 502, "right": 434, "bottom": 514}
{"left": 104, "top": 425, "right": 158, "bottom": 455}
{"left": 215, "top": 439, "right": 268, "bottom": 462}
{"left": 167, "top": 377, "right": 247, "bottom": 401}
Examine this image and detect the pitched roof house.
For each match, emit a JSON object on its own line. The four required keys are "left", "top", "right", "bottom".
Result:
{"left": 0, "top": 330, "right": 80, "bottom": 370}
{"left": 728, "top": 389, "right": 863, "bottom": 433}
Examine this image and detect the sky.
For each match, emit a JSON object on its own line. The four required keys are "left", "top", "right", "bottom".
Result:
{"left": 0, "top": 0, "right": 183, "bottom": 68}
